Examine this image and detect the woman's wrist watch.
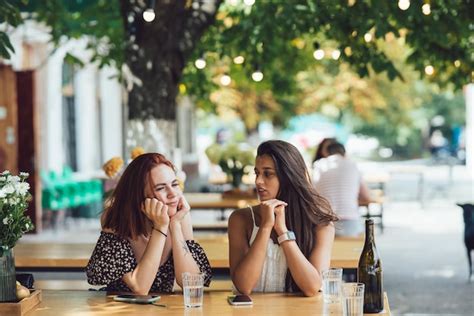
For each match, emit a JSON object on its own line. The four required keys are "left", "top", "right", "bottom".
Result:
{"left": 277, "top": 231, "right": 296, "bottom": 244}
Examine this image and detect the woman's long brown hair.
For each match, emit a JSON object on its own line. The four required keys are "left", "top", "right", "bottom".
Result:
{"left": 257, "top": 140, "right": 338, "bottom": 293}
{"left": 102, "top": 153, "right": 175, "bottom": 240}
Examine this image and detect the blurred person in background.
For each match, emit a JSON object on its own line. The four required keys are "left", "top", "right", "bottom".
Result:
{"left": 313, "top": 142, "right": 371, "bottom": 237}
{"left": 312, "top": 138, "right": 336, "bottom": 164}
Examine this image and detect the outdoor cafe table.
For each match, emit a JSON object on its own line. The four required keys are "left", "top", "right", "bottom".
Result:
{"left": 24, "top": 290, "right": 391, "bottom": 315}
{"left": 14, "top": 236, "right": 363, "bottom": 270}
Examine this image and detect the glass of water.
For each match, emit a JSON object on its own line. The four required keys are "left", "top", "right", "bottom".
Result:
{"left": 182, "top": 272, "right": 205, "bottom": 308}
{"left": 341, "top": 282, "right": 365, "bottom": 316}
{"left": 322, "top": 267, "right": 343, "bottom": 303}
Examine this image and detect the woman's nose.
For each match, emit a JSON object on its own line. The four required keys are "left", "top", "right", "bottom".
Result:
{"left": 167, "top": 186, "right": 177, "bottom": 198}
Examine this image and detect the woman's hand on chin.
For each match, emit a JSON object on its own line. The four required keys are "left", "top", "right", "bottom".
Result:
{"left": 169, "top": 195, "right": 190, "bottom": 229}
{"left": 142, "top": 198, "right": 170, "bottom": 231}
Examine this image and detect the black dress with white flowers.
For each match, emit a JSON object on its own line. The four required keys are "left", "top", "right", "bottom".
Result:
{"left": 86, "top": 231, "right": 212, "bottom": 292}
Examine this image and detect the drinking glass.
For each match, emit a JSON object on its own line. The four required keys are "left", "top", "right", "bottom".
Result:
{"left": 341, "top": 282, "right": 365, "bottom": 316}
{"left": 182, "top": 272, "right": 205, "bottom": 308}
{"left": 321, "top": 267, "right": 343, "bottom": 304}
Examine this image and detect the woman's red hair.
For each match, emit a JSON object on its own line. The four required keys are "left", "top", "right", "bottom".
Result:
{"left": 102, "top": 153, "right": 175, "bottom": 239}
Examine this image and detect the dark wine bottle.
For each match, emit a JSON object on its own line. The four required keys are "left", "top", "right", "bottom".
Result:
{"left": 358, "top": 219, "right": 384, "bottom": 313}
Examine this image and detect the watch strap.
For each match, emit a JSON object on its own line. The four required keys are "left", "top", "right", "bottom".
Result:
{"left": 277, "top": 231, "right": 296, "bottom": 244}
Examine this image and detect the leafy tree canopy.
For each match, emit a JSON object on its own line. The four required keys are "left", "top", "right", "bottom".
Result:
{"left": 1, "top": 0, "right": 472, "bottom": 122}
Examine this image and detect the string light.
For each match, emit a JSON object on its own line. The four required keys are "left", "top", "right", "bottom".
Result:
{"left": 422, "top": 3, "right": 431, "bottom": 15}
{"left": 143, "top": 0, "right": 156, "bottom": 22}
{"left": 398, "top": 0, "right": 410, "bottom": 10}
{"left": 331, "top": 50, "right": 341, "bottom": 60}
{"left": 220, "top": 74, "right": 231, "bottom": 86}
{"left": 454, "top": 60, "right": 461, "bottom": 68}
{"left": 244, "top": 0, "right": 255, "bottom": 6}
{"left": 251, "top": 70, "right": 264, "bottom": 82}
{"left": 364, "top": 33, "right": 373, "bottom": 42}
{"left": 194, "top": 58, "right": 206, "bottom": 69}
{"left": 143, "top": 9, "right": 155, "bottom": 22}
{"left": 424, "top": 65, "right": 434, "bottom": 75}
{"left": 313, "top": 49, "right": 325, "bottom": 60}
{"left": 233, "top": 56, "right": 245, "bottom": 64}
{"left": 344, "top": 47, "right": 352, "bottom": 56}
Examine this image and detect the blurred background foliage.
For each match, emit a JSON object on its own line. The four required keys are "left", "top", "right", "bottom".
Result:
{"left": 1, "top": 0, "right": 472, "bottom": 158}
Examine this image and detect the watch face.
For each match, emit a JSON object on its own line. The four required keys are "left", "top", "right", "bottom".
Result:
{"left": 278, "top": 231, "right": 296, "bottom": 244}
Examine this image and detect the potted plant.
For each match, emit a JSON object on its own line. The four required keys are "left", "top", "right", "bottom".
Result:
{"left": 0, "top": 171, "right": 34, "bottom": 302}
{"left": 205, "top": 143, "right": 255, "bottom": 191}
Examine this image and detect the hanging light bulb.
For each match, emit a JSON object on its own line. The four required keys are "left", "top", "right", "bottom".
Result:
{"left": 454, "top": 60, "right": 461, "bottom": 68}
{"left": 313, "top": 49, "right": 325, "bottom": 60}
{"left": 220, "top": 74, "right": 231, "bottom": 86}
{"left": 424, "top": 65, "right": 434, "bottom": 75}
{"left": 398, "top": 0, "right": 410, "bottom": 10}
{"left": 422, "top": 3, "right": 431, "bottom": 15}
{"left": 364, "top": 33, "right": 373, "bottom": 42}
{"left": 143, "top": 9, "right": 155, "bottom": 22}
{"left": 331, "top": 50, "right": 341, "bottom": 60}
{"left": 233, "top": 56, "right": 245, "bottom": 64}
{"left": 194, "top": 58, "right": 206, "bottom": 69}
{"left": 143, "top": 0, "right": 156, "bottom": 22}
{"left": 251, "top": 70, "right": 264, "bottom": 82}
{"left": 344, "top": 46, "right": 352, "bottom": 56}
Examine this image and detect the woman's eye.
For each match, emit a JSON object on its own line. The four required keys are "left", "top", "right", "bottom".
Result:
{"left": 172, "top": 182, "right": 179, "bottom": 187}
{"left": 155, "top": 187, "right": 165, "bottom": 191}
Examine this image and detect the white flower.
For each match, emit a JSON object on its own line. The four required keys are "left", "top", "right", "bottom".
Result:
{"left": 3, "top": 184, "right": 15, "bottom": 194}
{"left": 1, "top": 170, "right": 10, "bottom": 175}
{"left": 20, "top": 172, "right": 29, "bottom": 177}
{"left": 0, "top": 189, "right": 6, "bottom": 199}
{"left": 10, "top": 175, "right": 20, "bottom": 183}
{"left": 17, "top": 182, "right": 30, "bottom": 196}
{"left": 0, "top": 176, "right": 5, "bottom": 181}
{"left": 8, "top": 197, "right": 19, "bottom": 205}
{"left": 2, "top": 217, "right": 9, "bottom": 225}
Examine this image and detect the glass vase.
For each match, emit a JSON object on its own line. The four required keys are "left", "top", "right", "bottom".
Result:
{"left": 231, "top": 170, "right": 244, "bottom": 190}
{"left": 0, "top": 247, "right": 17, "bottom": 302}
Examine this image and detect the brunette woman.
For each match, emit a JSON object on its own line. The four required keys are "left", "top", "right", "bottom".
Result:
{"left": 228, "top": 140, "right": 337, "bottom": 296}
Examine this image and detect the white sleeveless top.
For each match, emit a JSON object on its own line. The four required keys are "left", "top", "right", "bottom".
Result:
{"left": 249, "top": 206, "right": 287, "bottom": 292}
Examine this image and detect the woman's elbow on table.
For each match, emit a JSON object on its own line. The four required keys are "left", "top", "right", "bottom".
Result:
{"left": 302, "top": 288, "right": 319, "bottom": 297}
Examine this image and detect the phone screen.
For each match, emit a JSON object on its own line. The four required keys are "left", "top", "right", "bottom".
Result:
{"left": 228, "top": 295, "right": 253, "bottom": 306}
{"left": 114, "top": 294, "right": 161, "bottom": 304}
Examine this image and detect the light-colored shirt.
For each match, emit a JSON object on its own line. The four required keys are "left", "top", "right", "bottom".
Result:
{"left": 248, "top": 206, "right": 287, "bottom": 292}
{"left": 313, "top": 154, "right": 362, "bottom": 220}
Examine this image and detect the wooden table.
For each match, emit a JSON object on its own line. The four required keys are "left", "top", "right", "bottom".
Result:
{"left": 185, "top": 192, "right": 258, "bottom": 210}
{"left": 15, "top": 237, "right": 363, "bottom": 270}
{"left": 25, "top": 290, "right": 391, "bottom": 315}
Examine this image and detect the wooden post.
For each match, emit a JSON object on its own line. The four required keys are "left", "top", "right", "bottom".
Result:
{"left": 16, "top": 70, "right": 41, "bottom": 232}
{"left": 0, "top": 65, "right": 18, "bottom": 174}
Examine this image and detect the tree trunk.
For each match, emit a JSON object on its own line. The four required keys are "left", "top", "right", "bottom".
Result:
{"left": 119, "top": 0, "right": 222, "bottom": 155}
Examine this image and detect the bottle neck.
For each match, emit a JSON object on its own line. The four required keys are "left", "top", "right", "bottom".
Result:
{"left": 364, "top": 223, "right": 375, "bottom": 245}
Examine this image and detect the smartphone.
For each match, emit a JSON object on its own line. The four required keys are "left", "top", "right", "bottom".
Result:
{"left": 113, "top": 294, "right": 161, "bottom": 304}
{"left": 227, "top": 294, "right": 253, "bottom": 306}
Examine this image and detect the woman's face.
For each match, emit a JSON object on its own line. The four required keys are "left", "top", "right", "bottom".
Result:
{"left": 254, "top": 154, "right": 280, "bottom": 201}
{"left": 146, "top": 164, "right": 181, "bottom": 217}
